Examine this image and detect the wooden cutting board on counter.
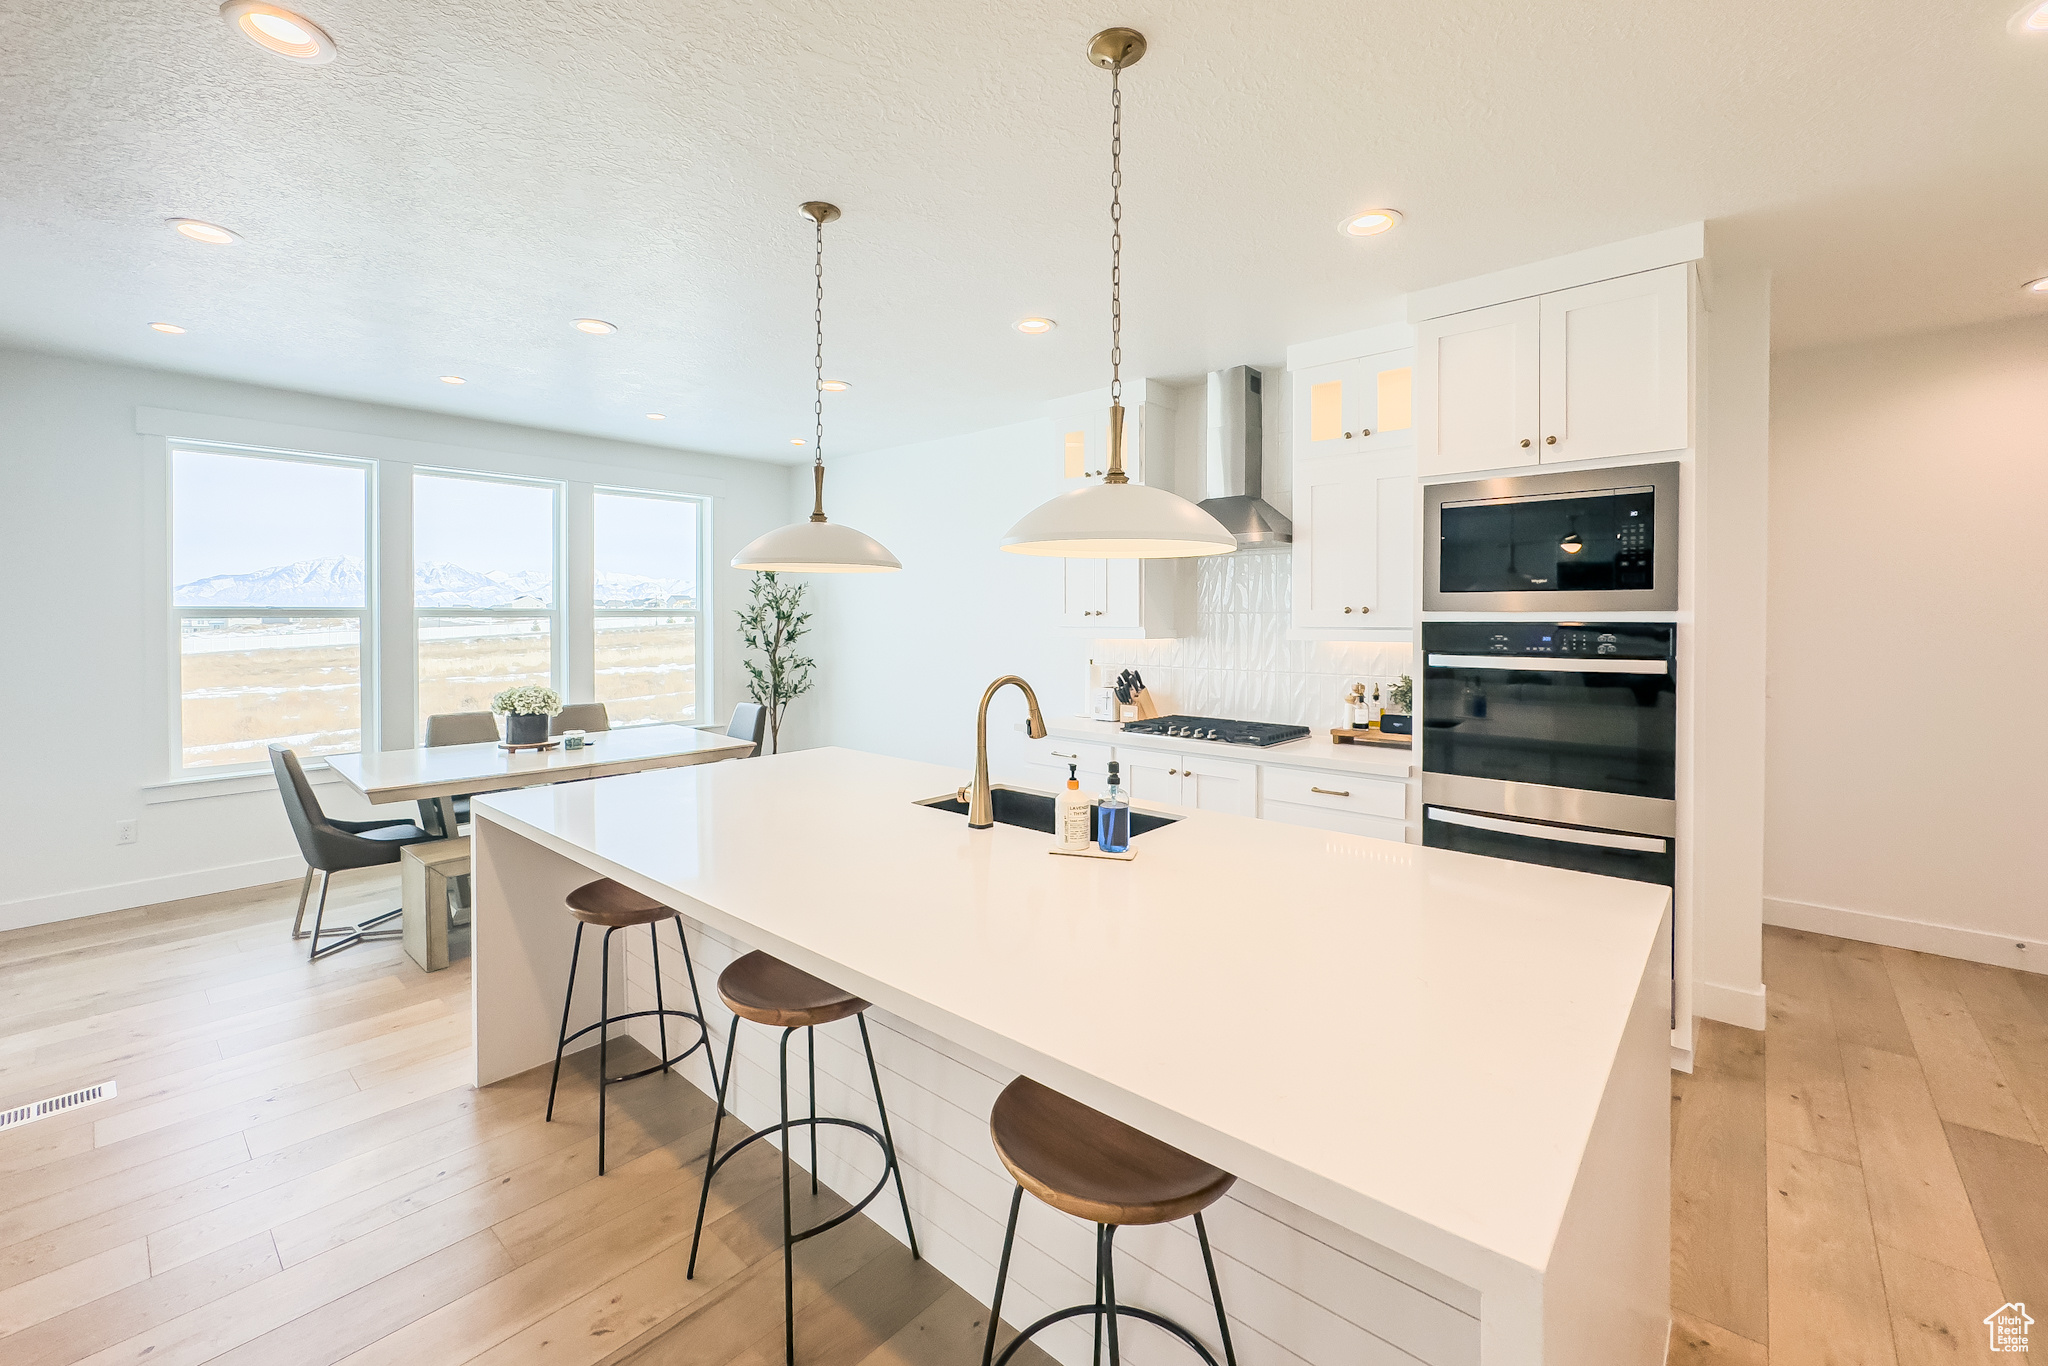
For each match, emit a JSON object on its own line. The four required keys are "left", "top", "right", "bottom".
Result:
{"left": 1330, "top": 727, "right": 1413, "bottom": 749}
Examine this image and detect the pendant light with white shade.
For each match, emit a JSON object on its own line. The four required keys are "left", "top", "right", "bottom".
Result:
{"left": 733, "top": 202, "right": 902, "bottom": 573}
{"left": 1001, "top": 28, "right": 1235, "bottom": 561}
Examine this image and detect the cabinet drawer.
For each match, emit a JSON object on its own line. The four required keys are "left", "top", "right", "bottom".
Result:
{"left": 1261, "top": 767, "right": 1407, "bottom": 821}
{"left": 1262, "top": 799, "right": 1409, "bottom": 842}
{"left": 1031, "top": 738, "right": 1112, "bottom": 785}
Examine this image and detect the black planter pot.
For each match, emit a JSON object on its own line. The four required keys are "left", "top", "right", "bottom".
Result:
{"left": 504, "top": 712, "right": 551, "bottom": 746}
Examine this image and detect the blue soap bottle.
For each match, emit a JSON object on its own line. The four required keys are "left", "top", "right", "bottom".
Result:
{"left": 1096, "top": 760, "right": 1131, "bottom": 853}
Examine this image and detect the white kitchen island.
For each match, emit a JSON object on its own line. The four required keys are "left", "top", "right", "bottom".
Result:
{"left": 469, "top": 747, "right": 1670, "bottom": 1366}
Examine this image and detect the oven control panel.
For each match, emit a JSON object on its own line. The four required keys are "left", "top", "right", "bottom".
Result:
{"left": 1424, "top": 621, "right": 1675, "bottom": 660}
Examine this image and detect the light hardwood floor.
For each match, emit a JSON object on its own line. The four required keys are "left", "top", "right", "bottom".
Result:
{"left": 5, "top": 883, "right": 2042, "bottom": 1365}
{"left": 1672, "top": 926, "right": 2048, "bottom": 1365}
{"left": 0, "top": 872, "right": 1054, "bottom": 1366}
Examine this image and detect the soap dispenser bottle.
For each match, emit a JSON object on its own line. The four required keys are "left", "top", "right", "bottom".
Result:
{"left": 1057, "top": 764, "right": 1092, "bottom": 852}
{"left": 1096, "top": 761, "right": 1131, "bottom": 853}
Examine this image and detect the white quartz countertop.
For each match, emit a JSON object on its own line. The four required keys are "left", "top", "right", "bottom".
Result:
{"left": 1046, "top": 716, "right": 1415, "bottom": 778}
{"left": 473, "top": 746, "right": 1665, "bottom": 1280}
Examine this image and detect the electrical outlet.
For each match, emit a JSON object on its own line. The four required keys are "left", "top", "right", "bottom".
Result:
{"left": 115, "top": 819, "right": 138, "bottom": 846}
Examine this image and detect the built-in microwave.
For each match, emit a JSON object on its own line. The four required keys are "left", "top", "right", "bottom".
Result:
{"left": 1424, "top": 461, "right": 1680, "bottom": 613}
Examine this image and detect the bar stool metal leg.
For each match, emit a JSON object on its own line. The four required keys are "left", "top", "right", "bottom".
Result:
{"left": 778, "top": 1025, "right": 797, "bottom": 1366}
{"left": 1195, "top": 1213, "right": 1239, "bottom": 1366}
{"left": 598, "top": 927, "right": 614, "bottom": 1173}
{"left": 807, "top": 1027, "right": 818, "bottom": 1195}
{"left": 546, "top": 922, "right": 587, "bottom": 1122}
{"left": 1102, "top": 1224, "right": 1122, "bottom": 1366}
{"left": 858, "top": 1014, "right": 920, "bottom": 1260}
{"left": 685, "top": 1022, "right": 741, "bottom": 1280}
{"left": 651, "top": 924, "right": 670, "bottom": 1073}
{"left": 979, "top": 1185, "right": 1025, "bottom": 1366}
{"left": 673, "top": 920, "right": 720, "bottom": 1096}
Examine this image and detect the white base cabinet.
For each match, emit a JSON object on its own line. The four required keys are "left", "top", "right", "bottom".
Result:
{"left": 1120, "top": 750, "right": 1258, "bottom": 817}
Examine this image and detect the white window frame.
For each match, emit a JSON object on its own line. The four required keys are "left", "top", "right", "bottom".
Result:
{"left": 165, "top": 442, "right": 379, "bottom": 779}
{"left": 141, "top": 408, "right": 723, "bottom": 797}
{"left": 411, "top": 467, "right": 566, "bottom": 739}
{"left": 590, "top": 485, "right": 707, "bottom": 729}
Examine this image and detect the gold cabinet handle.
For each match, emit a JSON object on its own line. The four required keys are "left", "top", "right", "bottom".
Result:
{"left": 1168, "top": 768, "right": 1180, "bottom": 776}
{"left": 1520, "top": 438, "right": 1532, "bottom": 448}
{"left": 1359, "top": 605, "right": 1371, "bottom": 615}
{"left": 1052, "top": 751, "right": 1077, "bottom": 759}
{"left": 1311, "top": 786, "right": 1351, "bottom": 797}
{"left": 1344, "top": 606, "right": 1353, "bottom": 614}
{"left": 1545, "top": 435, "right": 1557, "bottom": 445}
{"left": 1360, "top": 428, "right": 1371, "bottom": 436}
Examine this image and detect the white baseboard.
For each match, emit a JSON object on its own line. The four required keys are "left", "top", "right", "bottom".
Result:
{"left": 1765, "top": 897, "right": 2042, "bottom": 976}
{"left": 1693, "top": 978, "right": 1768, "bottom": 1031}
{"left": 0, "top": 856, "right": 307, "bottom": 933}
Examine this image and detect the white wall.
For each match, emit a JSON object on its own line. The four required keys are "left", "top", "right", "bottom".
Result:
{"left": 794, "top": 417, "right": 1087, "bottom": 774}
{"left": 1765, "top": 316, "right": 2048, "bottom": 971}
{"left": 796, "top": 389, "right": 1411, "bottom": 785}
{"left": 0, "top": 346, "right": 800, "bottom": 930}
{"left": 1687, "top": 267, "right": 1773, "bottom": 1028}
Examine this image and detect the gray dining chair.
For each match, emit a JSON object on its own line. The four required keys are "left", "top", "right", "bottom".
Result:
{"left": 419, "top": 711, "right": 499, "bottom": 837}
{"left": 551, "top": 702, "right": 611, "bottom": 735}
{"left": 270, "top": 744, "right": 438, "bottom": 961}
{"left": 726, "top": 703, "right": 767, "bottom": 758}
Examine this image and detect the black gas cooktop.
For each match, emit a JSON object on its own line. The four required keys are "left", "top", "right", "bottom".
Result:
{"left": 1120, "top": 715, "right": 1311, "bottom": 747}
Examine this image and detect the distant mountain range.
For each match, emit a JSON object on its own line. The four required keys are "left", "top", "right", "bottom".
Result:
{"left": 174, "top": 556, "right": 695, "bottom": 610}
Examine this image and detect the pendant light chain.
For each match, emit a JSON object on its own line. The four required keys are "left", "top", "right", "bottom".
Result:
{"left": 807, "top": 212, "right": 828, "bottom": 521}
{"left": 1109, "top": 64, "right": 1122, "bottom": 410}
{"left": 813, "top": 215, "right": 825, "bottom": 466}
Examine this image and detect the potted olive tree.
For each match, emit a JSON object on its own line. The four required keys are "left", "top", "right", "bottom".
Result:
{"left": 736, "top": 572, "right": 814, "bottom": 755}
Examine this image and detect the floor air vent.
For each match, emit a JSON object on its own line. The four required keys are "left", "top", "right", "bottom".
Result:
{"left": 0, "top": 1080, "right": 116, "bottom": 1132}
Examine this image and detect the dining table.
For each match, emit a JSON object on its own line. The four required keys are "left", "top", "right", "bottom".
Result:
{"left": 324, "top": 722, "right": 758, "bottom": 837}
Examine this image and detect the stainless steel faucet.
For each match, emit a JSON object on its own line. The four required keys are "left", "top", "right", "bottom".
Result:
{"left": 967, "top": 675, "right": 1047, "bottom": 828}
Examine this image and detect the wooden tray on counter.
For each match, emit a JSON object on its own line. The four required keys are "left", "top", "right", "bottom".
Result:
{"left": 1330, "top": 727, "right": 1412, "bottom": 749}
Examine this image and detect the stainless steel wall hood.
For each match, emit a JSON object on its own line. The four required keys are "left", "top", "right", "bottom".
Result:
{"left": 1199, "top": 365, "right": 1292, "bottom": 547}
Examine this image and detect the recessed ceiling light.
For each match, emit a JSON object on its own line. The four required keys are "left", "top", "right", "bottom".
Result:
{"left": 646, "top": 413, "right": 666, "bottom": 420}
{"left": 2026, "top": 277, "right": 2048, "bottom": 294}
{"left": 573, "top": 318, "right": 617, "bottom": 335}
{"left": 169, "top": 219, "right": 239, "bottom": 245}
{"left": 1340, "top": 209, "right": 1403, "bottom": 237}
{"left": 439, "top": 375, "right": 466, "bottom": 385}
{"left": 1014, "top": 317, "right": 1056, "bottom": 334}
{"left": 789, "top": 438, "right": 806, "bottom": 446}
{"left": 2010, "top": 1, "right": 2048, "bottom": 33}
{"left": 150, "top": 322, "right": 187, "bottom": 334}
{"left": 220, "top": 2, "right": 337, "bottom": 63}
{"left": 819, "top": 379, "right": 851, "bottom": 392}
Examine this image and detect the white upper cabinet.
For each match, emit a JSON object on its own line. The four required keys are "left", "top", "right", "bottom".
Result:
{"left": 1414, "top": 298, "right": 1540, "bottom": 477}
{"left": 1416, "top": 264, "right": 1692, "bottom": 477}
{"left": 1059, "top": 557, "right": 1184, "bottom": 637}
{"left": 1292, "top": 351, "right": 1415, "bottom": 457}
{"left": 1538, "top": 266, "right": 1691, "bottom": 464}
{"left": 1293, "top": 451, "right": 1415, "bottom": 632}
{"left": 1289, "top": 347, "right": 1418, "bottom": 637}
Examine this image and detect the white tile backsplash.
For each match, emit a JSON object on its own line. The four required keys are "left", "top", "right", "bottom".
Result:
{"left": 1092, "top": 548, "right": 1411, "bottom": 732}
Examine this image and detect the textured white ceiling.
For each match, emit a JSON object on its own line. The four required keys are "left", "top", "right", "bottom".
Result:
{"left": 3, "top": 0, "right": 2047, "bottom": 461}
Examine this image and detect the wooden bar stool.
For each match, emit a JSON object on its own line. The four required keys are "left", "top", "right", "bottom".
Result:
{"left": 545, "top": 878, "right": 719, "bottom": 1175}
{"left": 980, "top": 1076, "right": 1240, "bottom": 1366}
{"left": 685, "top": 950, "right": 919, "bottom": 1366}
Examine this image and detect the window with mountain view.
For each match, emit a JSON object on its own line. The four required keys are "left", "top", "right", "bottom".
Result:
{"left": 593, "top": 489, "right": 700, "bottom": 726}
{"left": 171, "top": 447, "right": 370, "bottom": 769}
{"left": 414, "top": 472, "right": 559, "bottom": 735}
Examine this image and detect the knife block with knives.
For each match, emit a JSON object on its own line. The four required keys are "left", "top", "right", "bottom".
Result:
{"left": 1108, "top": 668, "right": 1160, "bottom": 722}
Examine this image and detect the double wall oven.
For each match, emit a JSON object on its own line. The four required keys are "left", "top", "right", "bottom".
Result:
{"left": 1421, "top": 621, "right": 1675, "bottom": 887}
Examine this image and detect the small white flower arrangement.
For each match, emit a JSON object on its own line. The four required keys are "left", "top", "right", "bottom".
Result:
{"left": 491, "top": 685, "right": 563, "bottom": 717}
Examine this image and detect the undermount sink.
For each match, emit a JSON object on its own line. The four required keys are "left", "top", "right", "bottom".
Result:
{"left": 915, "top": 784, "right": 1179, "bottom": 838}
